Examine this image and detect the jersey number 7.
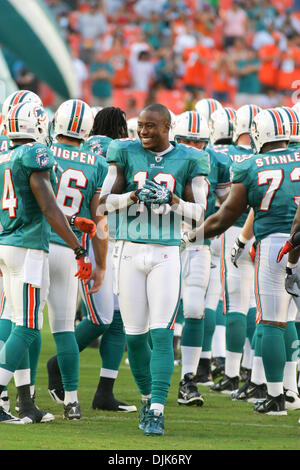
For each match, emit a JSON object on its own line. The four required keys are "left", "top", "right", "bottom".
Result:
{"left": 258, "top": 167, "right": 300, "bottom": 211}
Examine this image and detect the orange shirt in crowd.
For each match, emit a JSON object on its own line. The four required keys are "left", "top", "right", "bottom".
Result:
{"left": 211, "top": 51, "right": 232, "bottom": 93}
{"left": 104, "top": 47, "right": 131, "bottom": 88}
{"left": 277, "top": 45, "right": 300, "bottom": 91}
{"left": 258, "top": 43, "right": 280, "bottom": 88}
{"left": 182, "top": 45, "right": 212, "bottom": 88}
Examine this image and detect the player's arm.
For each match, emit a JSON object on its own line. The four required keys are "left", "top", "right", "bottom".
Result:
{"left": 86, "top": 192, "right": 109, "bottom": 294}
{"left": 187, "top": 183, "right": 248, "bottom": 242}
{"left": 170, "top": 175, "right": 207, "bottom": 225}
{"left": 99, "top": 163, "right": 137, "bottom": 214}
{"left": 231, "top": 208, "right": 255, "bottom": 268}
{"left": 29, "top": 171, "right": 92, "bottom": 280}
{"left": 277, "top": 203, "right": 300, "bottom": 263}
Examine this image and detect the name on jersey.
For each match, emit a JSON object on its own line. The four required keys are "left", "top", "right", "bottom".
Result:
{"left": 51, "top": 145, "right": 95, "bottom": 165}
{"left": 229, "top": 154, "right": 253, "bottom": 163}
{"left": 255, "top": 153, "right": 300, "bottom": 167}
{"left": 0, "top": 140, "right": 9, "bottom": 153}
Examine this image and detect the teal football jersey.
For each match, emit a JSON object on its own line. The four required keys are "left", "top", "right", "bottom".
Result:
{"left": 106, "top": 139, "right": 210, "bottom": 246}
{"left": 82, "top": 135, "right": 118, "bottom": 240}
{"left": 232, "top": 149, "right": 300, "bottom": 242}
{"left": 50, "top": 142, "right": 108, "bottom": 246}
{"left": 0, "top": 136, "right": 10, "bottom": 154}
{"left": 81, "top": 135, "right": 112, "bottom": 157}
{"left": 0, "top": 142, "right": 55, "bottom": 251}
{"left": 212, "top": 144, "right": 254, "bottom": 227}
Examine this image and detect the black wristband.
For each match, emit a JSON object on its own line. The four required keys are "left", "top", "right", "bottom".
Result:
{"left": 74, "top": 246, "right": 87, "bottom": 259}
{"left": 236, "top": 237, "right": 245, "bottom": 249}
{"left": 70, "top": 215, "right": 77, "bottom": 226}
{"left": 286, "top": 267, "right": 293, "bottom": 275}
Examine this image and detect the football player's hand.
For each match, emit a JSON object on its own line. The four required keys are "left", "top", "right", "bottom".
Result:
{"left": 72, "top": 216, "right": 96, "bottom": 239}
{"left": 85, "top": 267, "right": 106, "bottom": 294}
{"left": 231, "top": 237, "right": 245, "bottom": 268}
{"left": 180, "top": 230, "right": 196, "bottom": 251}
{"left": 277, "top": 240, "right": 294, "bottom": 263}
{"left": 135, "top": 187, "right": 154, "bottom": 203}
{"left": 249, "top": 241, "right": 257, "bottom": 263}
{"left": 142, "top": 179, "right": 172, "bottom": 205}
{"left": 285, "top": 267, "right": 300, "bottom": 297}
{"left": 74, "top": 246, "right": 92, "bottom": 281}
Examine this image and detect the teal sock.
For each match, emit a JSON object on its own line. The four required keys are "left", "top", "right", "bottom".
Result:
{"left": 100, "top": 310, "right": 125, "bottom": 371}
{"left": 181, "top": 318, "right": 204, "bottom": 347}
{"left": 253, "top": 323, "right": 263, "bottom": 354}
{"left": 261, "top": 324, "right": 286, "bottom": 383}
{"left": 202, "top": 308, "right": 216, "bottom": 352}
{"left": 295, "top": 321, "right": 300, "bottom": 340}
{"left": 176, "top": 299, "right": 184, "bottom": 325}
{"left": 246, "top": 308, "right": 257, "bottom": 344}
{"left": 29, "top": 330, "right": 42, "bottom": 386}
{"left": 75, "top": 318, "right": 109, "bottom": 352}
{"left": 284, "top": 321, "right": 299, "bottom": 362}
{"left": 226, "top": 312, "right": 247, "bottom": 353}
{"left": 53, "top": 331, "right": 79, "bottom": 391}
{"left": 149, "top": 328, "right": 174, "bottom": 405}
{"left": 0, "top": 319, "right": 12, "bottom": 392}
{"left": 0, "top": 326, "right": 39, "bottom": 373}
{"left": 216, "top": 300, "right": 226, "bottom": 326}
{"left": 126, "top": 332, "right": 152, "bottom": 396}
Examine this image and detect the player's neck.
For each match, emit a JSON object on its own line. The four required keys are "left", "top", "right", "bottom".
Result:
{"left": 261, "top": 141, "right": 288, "bottom": 153}
{"left": 237, "top": 134, "right": 251, "bottom": 146}
{"left": 57, "top": 136, "right": 81, "bottom": 147}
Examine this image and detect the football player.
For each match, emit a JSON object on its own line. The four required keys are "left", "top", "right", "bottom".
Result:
{"left": 0, "top": 101, "right": 93, "bottom": 423}
{"left": 98, "top": 103, "right": 210, "bottom": 435}
{"left": 173, "top": 111, "right": 231, "bottom": 404}
{"left": 47, "top": 106, "right": 137, "bottom": 413}
{"left": 209, "top": 104, "right": 260, "bottom": 395}
{"left": 184, "top": 107, "right": 300, "bottom": 415}
{"left": 44, "top": 99, "right": 108, "bottom": 420}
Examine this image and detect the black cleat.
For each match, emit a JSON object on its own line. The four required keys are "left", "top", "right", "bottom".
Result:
{"left": 92, "top": 393, "right": 137, "bottom": 412}
{"left": 19, "top": 405, "right": 54, "bottom": 423}
{"left": 211, "top": 356, "right": 225, "bottom": 380}
{"left": 64, "top": 402, "right": 81, "bottom": 420}
{"left": 194, "top": 358, "right": 214, "bottom": 386}
{"left": 47, "top": 356, "right": 64, "bottom": 404}
{"left": 0, "top": 406, "right": 23, "bottom": 424}
{"left": 254, "top": 394, "right": 287, "bottom": 415}
{"left": 210, "top": 374, "right": 239, "bottom": 394}
{"left": 177, "top": 373, "right": 204, "bottom": 406}
{"left": 240, "top": 367, "right": 251, "bottom": 382}
{"left": 231, "top": 380, "right": 267, "bottom": 402}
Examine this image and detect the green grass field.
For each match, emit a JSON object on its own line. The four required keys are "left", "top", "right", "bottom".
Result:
{"left": 0, "top": 313, "right": 300, "bottom": 452}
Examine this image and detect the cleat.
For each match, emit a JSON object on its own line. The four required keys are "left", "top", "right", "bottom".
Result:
{"left": 63, "top": 402, "right": 81, "bottom": 420}
{"left": 47, "top": 356, "right": 64, "bottom": 404}
{"left": 240, "top": 367, "right": 251, "bottom": 383}
{"left": 194, "top": 358, "right": 214, "bottom": 386}
{"left": 211, "top": 356, "right": 225, "bottom": 380}
{"left": 284, "top": 389, "right": 300, "bottom": 410}
{"left": 144, "top": 410, "right": 164, "bottom": 436}
{"left": 19, "top": 405, "right": 55, "bottom": 423}
{"left": 0, "top": 396, "right": 10, "bottom": 414}
{"left": 48, "top": 388, "right": 64, "bottom": 404}
{"left": 254, "top": 393, "right": 287, "bottom": 415}
{"left": 92, "top": 393, "right": 137, "bottom": 412}
{"left": 15, "top": 391, "right": 35, "bottom": 412}
{"left": 177, "top": 373, "right": 204, "bottom": 406}
{"left": 210, "top": 374, "right": 239, "bottom": 394}
{"left": 0, "top": 406, "right": 23, "bottom": 424}
{"left": 232, "top": 380, "right": 267, "bottom": 402}
{"left": 138, "top": 399, "right": 150, "bottom": 431}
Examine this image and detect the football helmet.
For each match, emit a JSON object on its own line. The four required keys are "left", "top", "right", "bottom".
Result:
{"left": 232, "top": 104, "right": 261, "bottom": 144}
{"left": 173, "top": 111, "right": 209, "bottom": 144}
{"left": 250, "top": 108, "right": 290, "bottom": 154}
{"left": 194, "top": 98, "right": 222, "bottom": 122}
{"left": 6, "top": 101, "right": 50, "bottom": 145}
{"left": 53, "top": 99, "right": 93, "bottom": 141}
{"left": 209, "top": 108, "right": 234, "bottom": 145}
{"left": 127, "top": 116, "right": 138, "bottom": 139}
{"left": 279, "top": 106, "right": 300, "bottom": 143}
{"left": 2, "top": 90, "right": 42, "bottom": 122}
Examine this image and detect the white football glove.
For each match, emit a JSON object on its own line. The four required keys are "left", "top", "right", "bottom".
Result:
{"left": 231, "top": 237, "right": 246, "bottom": 268}
{"left": 181, "top": 231, "right": 195, "bottom": 251}
{"left": 285, "top": 267, "right": 300, "bottom": 297}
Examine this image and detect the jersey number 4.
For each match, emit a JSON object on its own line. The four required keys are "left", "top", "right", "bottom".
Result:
{"left": 258, "top": 168, "right": 300, "bottom": 211}
{"left": 2, "top": 169, "right": 17, "bottom": 218}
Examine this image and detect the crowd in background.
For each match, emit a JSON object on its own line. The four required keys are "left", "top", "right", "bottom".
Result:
{"left": 4, "top": 0, "right": 300, "bottom": 114}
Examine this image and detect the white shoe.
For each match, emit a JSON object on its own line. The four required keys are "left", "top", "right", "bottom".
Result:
{"left": 285, "top": 389, "right": 300, "bottom": 410}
